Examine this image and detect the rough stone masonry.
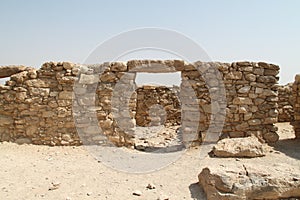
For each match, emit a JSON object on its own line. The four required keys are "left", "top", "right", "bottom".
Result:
{"left": 292, "top": 74, "right": 300, "bottom": 138}
{"left": 277, "top": 83, "right": 294, "bottom": 122}
{"left": 0, "top": 60, "right": 280, "bottom": 147}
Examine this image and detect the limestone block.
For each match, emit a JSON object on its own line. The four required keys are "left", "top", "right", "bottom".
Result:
{"left": 245, "top": 74, "right": 256, "bottom": 81}
{"left": 0, "top": 65, "right": 28, "bottom": 78}
{"left": 0, "top": 115, "right": 13, "bottom": 125}
{"left": 233, "top": 97, "right": 252, "bottom": 105}
{"left": 58, "top": 91, "right": 73, "bottom": 100}
{"left": 63, "top": 62, "right": 75, "bottom": 70}
{"left": 213, "top": 136, "right": 266, "bottom": 158}
{"left": 238, "top": 86, "right": 251, "bottom": 93}
{"left": 224, "top": 71, "right": 243, "bottom": 80}
{"left": 248, "top": 119, "right": 261, "bottom": 126}
{"left": 111, "top": 62, "right": 127, "bottom": 72}
{"left": 79, "top": 74, "right": 98, "bottom": 84}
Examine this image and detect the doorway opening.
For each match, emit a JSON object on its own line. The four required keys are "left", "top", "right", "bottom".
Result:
{"left": 132, "top": 72, "right": 183, "bottom": 152}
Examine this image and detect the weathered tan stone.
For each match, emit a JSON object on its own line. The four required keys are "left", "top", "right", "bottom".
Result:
{"left": 111, "top": 62, "right": 127, "bottom": 72}
{"left": 257, "top": 76, "right": 277, "bottom": 83}
{"left": 263, "top": 132, "right": 279, "bottom": 143}
{"left": 198, "top": 163, "right": 300, "bottom": 200}
{"left": 63, "top": 62, "right": 75, "bottom": 70}
{"left": 225, "top": 71, "right": 243, "bottom": 80}
{"left": 100, "top": 72, "right": 116, "bottom": 82}
{"left": 25, "top": 79, "right": 50, "bottom": 88}
{"left": 233, "top": 97, "right": 252, "bottom": 105}
{"left": 213, "top": 136, "right": 266, "bottom": 158}
{"left": 238, "top": 86, "right": 251, "bottom": 93}
{"left": 0, "top": 65, "right": 28, "bottom": 78}
{"left": 58, "top": 91, "right": 73, "bottom": 100}
{"left": 245, "top": 74, "right": 256, "bottom": 81}
{"left": 0, "top": 115, "right": 13, "bottom": 125}
{"left": 79, "top": 74, "right": 98, "bottom": 84}
{"left": 248, "top": 119, "right": 261, "bottom": 126}
{"left": 15, "top": 137, "right": 32, "bottom": 144}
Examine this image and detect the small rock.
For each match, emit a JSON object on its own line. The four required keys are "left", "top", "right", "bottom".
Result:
{"left": 146, "top": 183, "right": 156, "bottom": 190}
{"left": 87, "top": 192, "right": 92, "bottom": 196}
{"left": 157, "top": 194, "right": 169, "bottom": 200}
{"left": 132, "top": 190, "right": 142, "bottom": 196}
{"left": 48, "top": 181, "right": 60, "bottom": 191}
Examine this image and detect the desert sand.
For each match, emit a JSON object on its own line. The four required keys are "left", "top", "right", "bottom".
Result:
{"left": 0, "top": 122, "right": 299, "bottom": 200}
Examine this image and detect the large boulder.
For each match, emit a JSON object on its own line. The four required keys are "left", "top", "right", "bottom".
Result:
{"left": 198, "top": 163, "right": 300, "bottom": 200}
{"left": 212, "top": 136, "right": 267, "bottom": 158}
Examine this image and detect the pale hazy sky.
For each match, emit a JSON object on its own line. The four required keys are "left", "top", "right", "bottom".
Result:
{"left": 1, "top": 0, "right": 300, "bottom": 84}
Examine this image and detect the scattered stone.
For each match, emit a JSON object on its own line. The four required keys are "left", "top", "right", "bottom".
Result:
{"left": 86, "top": 192, "right": 92, "bottom": 196}
{"left": 293, "top": 177, "right": 300, "bottom": 181}
{"left": 213, "top": 136, "right": 267, "bottom": 158}
{"left": 146, "top": 183, "right": 156, "bottom": 190}
{"left": 132, "top": 190, "right": 142, "bottom": 196}
{"left": 48, "top": 181, "right": 60, "bottom": 191}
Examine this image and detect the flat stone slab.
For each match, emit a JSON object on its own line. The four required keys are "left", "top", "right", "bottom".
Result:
{"left": 199, "top": 163, "right": 300, "bottom": 200}
{"left": 0, "top": 65, "right": 28, "bottom": 78}
{"left": 212, "top": 136, "right": 267, "bottom": 158}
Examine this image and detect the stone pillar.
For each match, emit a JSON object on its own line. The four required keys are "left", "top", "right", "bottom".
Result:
{"left": 292, "top": 74, "right": 300, "bottom": 138}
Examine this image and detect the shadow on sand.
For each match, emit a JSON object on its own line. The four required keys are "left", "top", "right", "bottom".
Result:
{"left": 272, "top": 138, "right": 300, "bottom": 160}
{"left": 189, "top": 182, "right": 207, "bottom": 200}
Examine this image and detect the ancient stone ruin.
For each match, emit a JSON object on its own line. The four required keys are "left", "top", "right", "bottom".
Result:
{"left": 2, "top": 60, "right": 300, "bottom": 199}
{"left": 0, "top": 60, "right": 281, "bottom": 147}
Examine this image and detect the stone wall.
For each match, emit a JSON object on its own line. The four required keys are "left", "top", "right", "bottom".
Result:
{"left": 277, "top": 83, "right": 294, "bottom": 122}
{"left": 135, "top": 85, "right": 180, "bottom": 127}
{"left": 0, "top": 60, "right": 280, "bottom": 147}
{"left": 0, "top": 63, "right": 80, "bottom": 145}
{"left": 208, "top": 61, "right": 279, "bottom": 143}
{"left": 292, "top": 74, "right": 300, "bottom": 138}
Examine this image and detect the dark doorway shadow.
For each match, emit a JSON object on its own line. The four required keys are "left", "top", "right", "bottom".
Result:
{"left": 271, "top": 138, "right": 300, "bottom": 160}
{"left": 189, "top": 182, "right": 207, "bottom": 200}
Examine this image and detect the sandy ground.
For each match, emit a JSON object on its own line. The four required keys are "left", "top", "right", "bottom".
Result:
{"left": 0, "top": 122, "right": 299, "bottom": 200}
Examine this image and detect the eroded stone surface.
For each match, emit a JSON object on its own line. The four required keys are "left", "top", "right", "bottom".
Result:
{"left": 0, "top": 65, "right": 29, "bottom": 78}
{"left": 199, "top": 164, "right": 300, "bottom": 200}
{"left": 213, "top": 136, "right": 267, "bottom": 158}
